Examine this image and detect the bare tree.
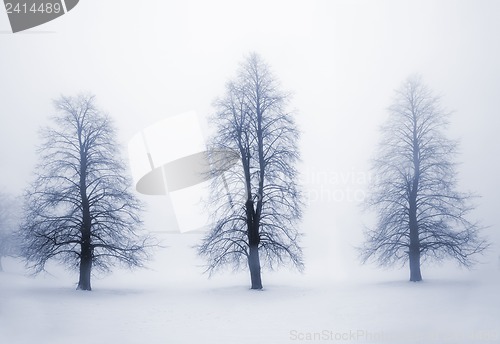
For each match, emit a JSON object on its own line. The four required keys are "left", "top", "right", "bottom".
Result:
{"left": 198, "top": 53, "right": 304, "bottom": 289}
{"left": 19, "top": 94, "right": 153, "bottom": 290}
{"left": 0, "top": 192, "right": 20, "bottom": 271}
{"left": 361, "top": 76, "right": 488, "bottom": 281}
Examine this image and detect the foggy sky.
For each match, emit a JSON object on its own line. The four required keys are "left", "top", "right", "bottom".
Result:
{"left": 1, "top": 0, "right": 499, "bottom": 277}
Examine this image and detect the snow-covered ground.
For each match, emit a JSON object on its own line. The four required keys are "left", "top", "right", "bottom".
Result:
{"left": 1, "top": 233, "right": 498, "bottom": 344}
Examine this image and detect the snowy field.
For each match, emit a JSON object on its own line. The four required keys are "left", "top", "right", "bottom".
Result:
{"left": 1, "top": 233, "right": 499, "bottom": 344}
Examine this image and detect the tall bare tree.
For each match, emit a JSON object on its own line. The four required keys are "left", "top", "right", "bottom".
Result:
{"left": 20, "top": 94, "right": 153, "bottom": 290}
{"left": 198, "top": 53, "right": 303, "bottom": 289}
{"left": 361, "top": 76, "right": 488, "bottom": 281}
{"left": 0, "top": 192, "right": 20, "bottom": 271}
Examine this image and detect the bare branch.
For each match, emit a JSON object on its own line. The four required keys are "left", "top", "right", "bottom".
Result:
{"left": 18, "top": 94, "right": 156, "bottom": 288}
{"left": 360, "top": 76, "right": 489, "bottom": 280}
{"left": 198, "top": 54, "right": 304, "bottom": 282}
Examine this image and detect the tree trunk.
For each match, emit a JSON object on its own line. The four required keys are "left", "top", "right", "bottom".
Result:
{"left": 78, "top": 144, "right": 92, "bottom": 291}
{"left": 408, "top": 204, "right": 422, "bottom": 282}
{"left": 408, "top": 189, "right": 422, "bottom": 281}
{"left": 408, "top": 209, "right": 422, "bottom": 282}
{"left": 246, "top": 200, "right": 263, "bottom": 290}
{"left": 409, "top": 126, "right": 422, "bottom": 282}
{"left": 409, "top": 246, "right": 422, "bottom": 281}
{"left": 77, "top": 240, "right": 92, "bottom": 290}
{"left": 248, "top": 245, "right": 262, "bottom": 290}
